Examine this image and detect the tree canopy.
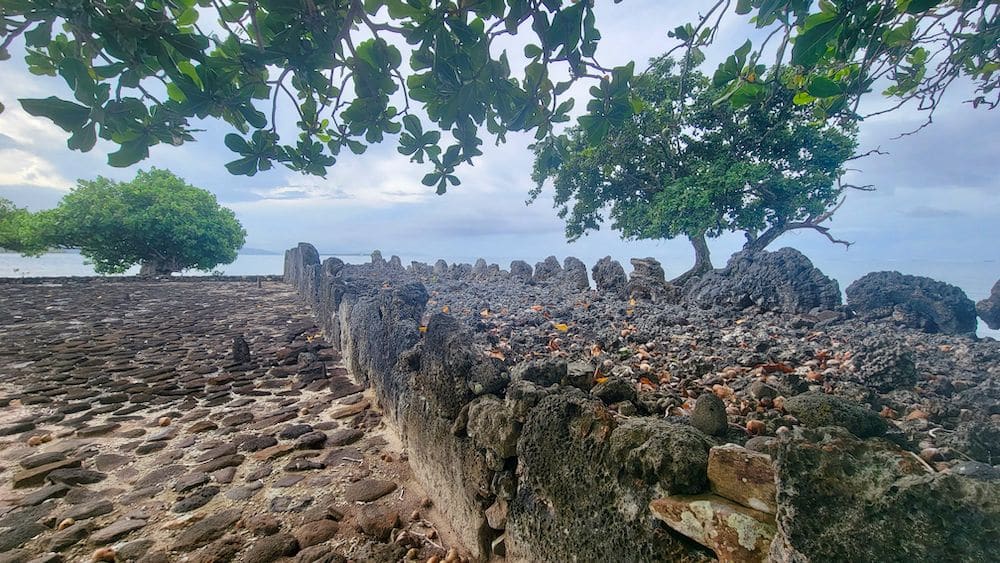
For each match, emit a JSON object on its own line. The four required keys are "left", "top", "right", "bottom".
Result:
{"left": 0, "top": 1, "right": 993, "bottom": 189}
{"left": 0, "top": 197, "right": 48, "bottom": 254}
{"left": 531, "top": 57, "right": 857, "bottom": 281}
{"left": 38, "top": 168, "right": 246, "bottom": 274}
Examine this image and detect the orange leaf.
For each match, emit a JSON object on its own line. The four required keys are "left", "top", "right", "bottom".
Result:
{"left": 487, "top": 349, "right": 506, "bottom": 361}
{"left": 530, "top": 305, "right": 544, "bottom": 312}
{"left": 419, "top": 325, "right": 427, "bottom": 333}
{"left": 595, "top": 376, "right": 609, "bottom": 385}
{"left": 480, "top": 309, "right": 491, "bottom": 318}
{"left": 441, "top": 305, "right": 450, "bottom": 314}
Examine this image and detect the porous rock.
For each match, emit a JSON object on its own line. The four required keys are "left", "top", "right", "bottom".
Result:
{"left": 783, "top": 392, "right": 887, "bottom": 438}
{"left": 976, "top": 279, "right": 1000, "bottom": 329}
{"left": 846, "top": 271, "right": 977, "bottom": 334}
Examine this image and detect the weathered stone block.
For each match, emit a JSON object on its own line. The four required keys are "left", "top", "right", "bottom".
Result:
{"left": 650, "top": 494, "right": 775, "bottom": 563}
{"left": 707, "top": 444, "right": 776, "bottom": 514}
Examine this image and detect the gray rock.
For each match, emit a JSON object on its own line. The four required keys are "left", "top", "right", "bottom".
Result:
{"left": 592, "top": 256, "right": 627, "bottom": 293}
{"left": 685, "top": 248, "right": 840, "bottom": 313}
{"left": 784, "top": 392, "right": 887, "bottom": 438}
{"left": 509, "top": 260, "right": 532, "bottom": 282}
{"left": 46, "top": 468, "right": 106, "bottom": 486}
{"left": 976, "top": 279, "right": 1000, "bottom": 330}
{"left": 690, "top": 393, "right": 728, "bottom": 436}
{"left": 172, "top": 508, "right": 243, "bottom": 550}
{"left": 771, "top": 426, "right": 1000, "bottom": 562}
{"left": 532, "top": 256, "right": 562, "bottom": 282}
{"left": 243, "top": 533, "right": 299, "bottom": 563}
{"left": 846, "top": 271, "right": 977, "bottom": 334}
{"left": 466, "top": 395, "right": 520, "bottom": 458}
{"left": 511, "top": 359, "right": 566, "bottom": 387}
{"left": 562, "top": 257, "right": 590, "bottom": 290}
{"left": 47, "top": 521, "right": 90, "bottom": 551}
{"left": 63, "top": 499, "right": 113, "bottom": 520}
{"left": 172, "top": 486, "right": 220, "bottom": 513}
{"left": 344, "top": 479, "right": 397, "bottom": 502}
{"left": 91, "top": 518, "right": 146, "bottom": 544}
{"left": 591, "top": 376, "right": 637, "bottom": 405}
{"left": 847, "top": 336, "right": 918, "bottom": 392}
{"left": 232, "top": 334, "right": 252, "bottom": 364}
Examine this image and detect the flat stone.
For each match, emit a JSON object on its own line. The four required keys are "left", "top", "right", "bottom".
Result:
{"left": 240, "top": 435, "right": 278, "bottom": 452}
{"left": 245, "top": 465, "right": 273, "bottom": 481}
{"left": 270, "top": 496, "right": 313, "bottom": 513}
{"left": 226, "top": 485, "right": 261, "bottom": 501}
{"left": 196, "top": 443, "right": 237, "bottom": 463}
{"left": 221, "top": 412, "right": 254, "bottom": 427}
{"left": 327, "top": 428, "right": 363, "bottom": 447}
{"left": 12, "top": 458, "right": 82, "bottom": 488}
{"left": 174, "top": 472, "right": 210, "bottom": 493}
{"left": 94, "top": 453, "right": 130, "bottom": 471}
{"left": 293, "top": 519, "right": 339, "bottom": 548}
{"left": 173, "top": 508, "right": 243, "bottom": 550}
{"left": 48, "top": 521, "right": 90, "bottom": 551}
{"left": 195, "top": 454, "right": 245, "bottom": 473}
{"left": 173, "top": 486, "right": 220, "bottom": 513}
{"left": 46, "top": 468, "right": 106, "bottom": 486}
{"left": 0, "top": 519, "right": 48, "bottom": 552}
{"left": 254, "top": 443, "right": 295, "bottom": 462}
{"left": 135, "top": 442, "right": 167, "bottom": 455}
{"left": 116, "top": 538, "right": 155, "bottom": 561}
{"left": 344, "top": 479, "right": 397, "bottom": 503}
{"left": 357, "top": 507, "right": 399, "bottom": 542}
{"left": 708, "top": 444, "right": 777, "bottom": 514}
{"left": 295, "top": 431, "right": 328, "bottom": 450}
{"left": 91, "top": 518, "right": 147, "bottom": 544}
{"left": 243, "top": 533, "right": 299, "bottom": 563}
{"left": 19, "top": 483, "right": 71, "bottom": 506}
{"left": 134, "top": 465, "right": 186, "bottom": 488}
{"left": 285, "top": 458, "right": 325, "bottom": 471}
{"left": 212, "top": 466, "right": 237, "bottom": 484}
{"left": 188, "top": 420, "right": 218, "bottom": 433}
{"left": 329, "top": 400, "right": 369, "bottom": 419}
{"left": 650, "top": 494, "right": 775, "bottom": 563}
{"left": 19, "top": 451, "right": 68, "bottom": 469}
{"left": 274, "top": 475, "right": 305, "bottom": 488}
{"left": 279, "top": 424, "right": 314, "bottom": 439}
{"left": 76, "top": 423, "right": 121, "bottom": 437}
{"left": 146, "top": 427, "right": 179, "bottom": 441}
{"left": 0, "top": 421, "right": 36, "bottom": 436}
{"left": 64, "top": 499, "right": 114, "bottom": 520}
{"left": 27, "top": 552, "right": 63, "bottom": 563}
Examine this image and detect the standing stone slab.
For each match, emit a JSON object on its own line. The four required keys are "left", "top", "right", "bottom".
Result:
{"left": 707, "top": 444, "right": 776, "bottom": 514}
{"left": 650, "top": 494, "right": 775, "bottom": 563}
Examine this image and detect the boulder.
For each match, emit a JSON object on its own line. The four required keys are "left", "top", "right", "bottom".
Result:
{"left": 561, "top": 257, "right": 590, "bottom": 290}
{"left": 650, "top": 494, "right": 775, "bottom": 563}
{"left": 433, "top": 259, "right": 448, "bottom": 276}
{"left": 466, "top": 395, "right": 520, "bottom": 459}
{"left": 627, "top": 257, "right": 677, "bottom": 302}
{"left": 690, "top": 393, "right": 728, "bottom": 436}
{"left": 783, "top": 392, "right": 887, "bottom": 438}
{"left": 685, "top": 248, "right": 840, "bottom": 313}
{"left": 509, "top": 261, "right": 532, "bottom": 282}
{"left": 846, "top": 336, "right": 918, "bottom": 392}
{"left": 592, "top": 256, "right": 627, "bottom": 293}
{"left": 471, "top": 258, "right": 489, "bottom": 279}
{"left": 770, "top": 426, "right": 1000, "bottom": 562}
{"left": 532, "top": 256, "right": 562, "bottom": 282}
{"left": 707, "top": 444, "right": 776, "bottom": 514}
{"left": 976, "top": 279, "right": 1000, "bottom": 329}
{"left": 846, "top": 271, "right": 977, "bottom": 334}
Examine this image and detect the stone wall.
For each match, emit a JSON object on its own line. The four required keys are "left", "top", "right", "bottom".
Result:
{"left": 284, "top": 243, "right": 999, "bottom": 562}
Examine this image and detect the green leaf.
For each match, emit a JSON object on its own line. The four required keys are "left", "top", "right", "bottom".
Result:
{"left": 224, "top": 134, "right": 249, "bottom": 153}
{"left": 792, "top": 19, "right": 840, "bottom": 68}
{"left": 107, "top": 139, "right": 149, "bottom": 168}
{"left": 19, "top": 97, "right": 91, "bottom": 132}
{"left": 905, "top": 0, "right": 942, "bottom": 14}
{"left": 347, "top": 140, "right": 367, "bottom": 154}
{"left": 67, "top": 122, "right": 97, "bottom": 152}
{"left": 176, "top": 7, "right": 199, "bottom": 26}
{"left": 793, "top": 91, "right": 816, "bottom": 105}
{"left": 524, "top": 44, "right": 543, "bottom": 58}
{"left": 421, "top": 173, "right": 439, "bottom": 187}
{"left": 735, "top": 0, "right": 754, "bottom": 15}
{"left": 806, "top": 76, "right": 842, "bottom": 97}
{"left": 177, "top": 61, "right": 203, "bottom": 89}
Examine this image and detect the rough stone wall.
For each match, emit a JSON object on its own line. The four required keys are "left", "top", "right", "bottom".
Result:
{"left": 283, "top": 244, "right": 999, "bottom": 562}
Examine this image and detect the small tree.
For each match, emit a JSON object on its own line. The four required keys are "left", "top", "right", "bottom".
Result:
{"left": 0, "top": 198, "right": 48, "bottom": 254}
{"left": 531, "top": 58, "right": 857, "bottom": 284}
{"left": 46, "top": 169, "right": 246, "bottom": 275}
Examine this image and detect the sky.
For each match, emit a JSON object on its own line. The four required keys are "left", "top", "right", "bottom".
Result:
{"left": 0, "top": 1, "right": 998, "bottom": 301}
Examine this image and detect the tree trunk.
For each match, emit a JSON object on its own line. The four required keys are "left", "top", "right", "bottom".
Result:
{"left": 743, "top": 224, "right": 786, "bottom": 254}
{"left": 671, "top": 232, "right": 714, "bottom": 287}
{"left": 139, "top": 258, "right": 175, "bottom": 276}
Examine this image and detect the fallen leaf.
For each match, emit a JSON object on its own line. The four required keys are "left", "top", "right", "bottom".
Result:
{"left": 487, "top": 349, "right": 506, "bottom": 361}
{"left": 553, "top": 322, "right": 569, "bottom": 332}
{"left": 595, "top": 376, "right": 608, "bottom": 385}
{"left": 480, "top": 309, "right": 491, "bottom": 318}
{"left": 418, "top": 326, "right": 427, "bottom": 333}
{"left": 530, "top": 305, "right": 544, "bottom": 312}
{"left": 441, "top": 305, "right": 450, "bottom": 314}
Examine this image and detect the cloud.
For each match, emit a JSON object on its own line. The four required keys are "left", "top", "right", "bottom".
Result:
{"left": 902, "top": 206, "right": 968, "bottom": 219}
{"left": 0, "top": 148, "right": 74, "bottom": 191}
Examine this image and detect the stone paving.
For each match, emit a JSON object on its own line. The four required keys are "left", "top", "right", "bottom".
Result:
{"left": 0, "top": 280, "right": 462, "bottom": 563}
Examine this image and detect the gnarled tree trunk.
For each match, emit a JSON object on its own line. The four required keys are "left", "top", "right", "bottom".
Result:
{"left": 139, "top": 258, "right": 177, "bottom": 276}
{"left": 671, "top": 232, "right": 713, "bottom": 287}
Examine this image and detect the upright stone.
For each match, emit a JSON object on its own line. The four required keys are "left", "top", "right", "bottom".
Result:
{"left": 592, "top": 256, "right": 627, "bottom": 293}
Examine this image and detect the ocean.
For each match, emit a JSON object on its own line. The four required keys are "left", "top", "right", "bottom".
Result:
{"left": 1, "top": 250, "right": 996, "bottom": 338}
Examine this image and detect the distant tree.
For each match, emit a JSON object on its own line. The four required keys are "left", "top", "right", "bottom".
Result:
{"left": 531, "top": 57, "right": 857, "bottom": 283}
{"left": 0, "top": 197, "right": 48, "bottom": 254}
{"left": 45, "top": 169, "right": 246, "bottom": 275}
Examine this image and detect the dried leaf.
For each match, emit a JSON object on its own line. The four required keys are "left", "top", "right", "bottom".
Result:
{"left": 441, "top": 305, "right": 450, "bottom": 314}
{"left": 553, "top": 322, "right": 569, "bottom": 332}
{"left": 530, "top": 304, "right": 544, "bottom": 312}
{"left": 418, "top": 325, "right": 427, "bottom": 333}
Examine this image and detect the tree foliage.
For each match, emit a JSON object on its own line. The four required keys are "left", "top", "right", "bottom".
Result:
{"left": 671, "top": 0, "right": 998, "bottom": 125}
{"left": 0, "top": 0, "right": 634, "bottom": 192}
{"left": 0, "top": 197, "right": 49, "bottom": 254}
{"left": 42, "top": 168, "right": 246, "bottom": 274}
{"left": 0, "top": 1, "right": 992, "bottom": 186}
{"left": 531, "top": 57, "right": 857, "bottom": 279}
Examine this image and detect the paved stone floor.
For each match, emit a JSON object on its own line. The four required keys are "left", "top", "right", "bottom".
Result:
{"left": 0, "top": 280, "right": 459, "bottom": 562}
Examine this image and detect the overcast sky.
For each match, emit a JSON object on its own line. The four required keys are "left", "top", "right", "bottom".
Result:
{"left": 0, "top": 1, "right": 997, "bottom": 301}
